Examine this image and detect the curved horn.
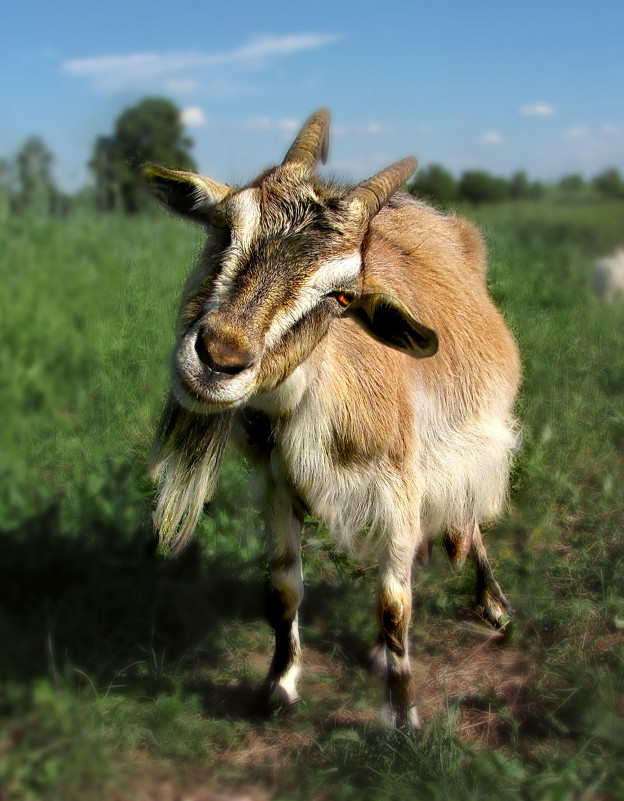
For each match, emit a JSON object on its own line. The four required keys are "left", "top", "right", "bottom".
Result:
{"left": 282, "top": 108, "right": 331, "bottom": 173}
{"left": 347, "top": 157, "right": 418, "bottom": 221}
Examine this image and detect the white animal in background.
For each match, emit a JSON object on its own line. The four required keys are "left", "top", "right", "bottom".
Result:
{"left": 592, "top": 248, "right": 624, "bottom": 302}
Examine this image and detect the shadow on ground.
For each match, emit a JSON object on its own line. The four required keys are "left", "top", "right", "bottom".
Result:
{"left": 0, "top": 506, "right": 365, "bottom": 712}
{"left": 0, "top": 507, "right": 262, "bottom": 688}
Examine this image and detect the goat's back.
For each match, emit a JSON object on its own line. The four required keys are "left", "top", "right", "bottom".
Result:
{"left": 330, "top": 195, "right": 520, "bottom": 413}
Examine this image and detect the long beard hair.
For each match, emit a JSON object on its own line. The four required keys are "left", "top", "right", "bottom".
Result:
{"left": 149, "top": 393, "right": 233, "bottom": 555}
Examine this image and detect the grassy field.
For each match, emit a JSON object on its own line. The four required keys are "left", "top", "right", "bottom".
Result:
{"left": 0, "top": 199, "right": 623, "bottom": 800}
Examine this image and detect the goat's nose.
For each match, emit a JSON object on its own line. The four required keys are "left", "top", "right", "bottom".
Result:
{"left": 195, "top": 330, "right": 256, "bottom": 375}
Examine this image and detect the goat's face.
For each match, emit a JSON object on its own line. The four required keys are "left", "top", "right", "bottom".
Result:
{"left": 172, "top": 172, "right": 366, "bottom": 412}
{"left": 145, "top": 110, "right": 438, "bottom": 412}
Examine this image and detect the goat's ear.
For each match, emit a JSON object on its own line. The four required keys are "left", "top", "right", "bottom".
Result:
{"left": 347, "top": 291, "right": 439, "bottom": 358}
{"left": 142, "top": 163, "right": 230, "bottom": 224}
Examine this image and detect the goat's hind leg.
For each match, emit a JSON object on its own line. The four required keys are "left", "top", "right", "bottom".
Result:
{"left": 445, "top": 522, "right": 512, "bottom": 629}
{"left": 442, "top": 523, "right": 474, "bottom": 569}
{"left": 260, "top": 486, "right": 304, "bottom": 712}
{"left": 471, "top": 523, "right": 512, "bottom": 629}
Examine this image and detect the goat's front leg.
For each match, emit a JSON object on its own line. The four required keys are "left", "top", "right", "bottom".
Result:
{"left": 261, "top": 485, "right": 304, "bottom": 712}
{"left": 377, "top": 539, "right": 420, "bottom": 729}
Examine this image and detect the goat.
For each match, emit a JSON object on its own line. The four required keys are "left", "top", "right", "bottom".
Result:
{"left": 591, "top": 247, "right": 624, "bottom": 302}
{"left": 144, "top": 109, "right": 521, "bottom": 728}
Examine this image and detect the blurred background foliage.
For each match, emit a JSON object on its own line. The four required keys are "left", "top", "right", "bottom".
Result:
{"left": 2, "top": 97, "right": 624, "bottom": 223}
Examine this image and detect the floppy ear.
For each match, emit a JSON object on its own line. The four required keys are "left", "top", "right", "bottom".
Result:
{"left": 142, "top": 163, "right": 230, "bottom": 224}
{"left": 347, "top": 291, "right": 438, "bottom": 358}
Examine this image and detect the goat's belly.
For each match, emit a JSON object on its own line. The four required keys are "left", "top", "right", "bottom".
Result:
{"left": 275, "top": 402, "right": 518, "bottom": 549}
{"left": 417, "top": 411, "right": 519, "bottom": 537}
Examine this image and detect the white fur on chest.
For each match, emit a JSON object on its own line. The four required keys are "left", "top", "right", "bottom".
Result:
{"left": 269, "top": 386, "right": 400, "bottom": 555}
{"left": 253, "top": 374, "right": 518, "bottom": 556}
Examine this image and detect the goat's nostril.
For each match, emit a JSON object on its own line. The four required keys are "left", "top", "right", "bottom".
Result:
{"left": 194, "top": 333, "right": 214, "bottom": 368}
{"left": 195, "top": 332, "right": 255, "bottom": 375}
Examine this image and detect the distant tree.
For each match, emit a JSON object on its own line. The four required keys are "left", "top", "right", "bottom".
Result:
{"left": 50, "top": 189, "right": 73, "bottom": 217}
{"left": 458, "top": 170, "right": 510, "bottom": 205}
{"left": 90, "top": 97, "right": 196, "bottom": 213}
{"left": 592, "top": 168, "right": 623, "bottom": 199}
{"left": 528, "top": 180, "right": 546, "bottom": 200}
{"left": 408, "top": 164, "right": 457, "bottom": 205}
{"left": 0, "top": 157, "right": 13, "bottom": 219}
{"left": 509, "top": 171, "right": 530, "bottom": 200}
{"left": 559, "top": 173, "right": 585, "bottom": 194}
{"left": 15, "top": 136, "right": 56, "bottom": 214}
{"left": 89, "top": 136, "right": 122, "bottom": 212}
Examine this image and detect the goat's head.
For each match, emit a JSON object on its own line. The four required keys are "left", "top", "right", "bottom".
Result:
{"left": 144, "top": 109, "right": 438, "bottom": 412}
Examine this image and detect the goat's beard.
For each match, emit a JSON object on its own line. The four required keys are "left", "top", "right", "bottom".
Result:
{"left": 149, "top": 392, "right": 233, "bottom": 555}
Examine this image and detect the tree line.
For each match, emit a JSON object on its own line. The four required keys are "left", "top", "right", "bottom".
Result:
{"left": 408, "top": 163, "right": 624, "bottom": 206}
{"left": 1, "top": 97, "right": 623, "bottom": 217}
{"left": 0, "top": 98, "right": 195, "bottom": 218}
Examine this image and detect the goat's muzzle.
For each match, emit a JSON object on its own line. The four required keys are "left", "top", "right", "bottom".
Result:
{"left": 171, "top": 319, "right": 261, "bottom": 411}
{"left": 195, "top": 327, "right": 257, "bottom": 376}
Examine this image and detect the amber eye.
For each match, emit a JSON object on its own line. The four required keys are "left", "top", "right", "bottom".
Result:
{"left": 332, "top": 290, "right": 355, "bottom": 308}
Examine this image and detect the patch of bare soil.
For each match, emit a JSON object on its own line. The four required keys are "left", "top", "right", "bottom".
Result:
{"left": 110, "top": 615, "right": 541, "bottom": 799}
{"left": 415, "top": 617, "right": 535, "bottom": 746}
{"left": 109, "top": 766, "right": 275, "bottom": 801}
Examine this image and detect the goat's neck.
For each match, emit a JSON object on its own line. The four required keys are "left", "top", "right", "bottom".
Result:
{"left": 248, "top": 338, "right": 328, "bottom": 418}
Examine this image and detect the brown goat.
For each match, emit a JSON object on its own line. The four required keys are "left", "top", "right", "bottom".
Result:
{"left": 145, "top": 109, "right": 521, "bottom": 727}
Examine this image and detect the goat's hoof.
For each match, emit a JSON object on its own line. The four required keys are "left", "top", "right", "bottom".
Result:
{"left": 478, "top": 588, "right": 513, "bottom": 631}
{"left": 380, "top": 702, "right": 421, "bottom": 731}
{"left": 257, "top": 681, "right": 299, "bottom": 717}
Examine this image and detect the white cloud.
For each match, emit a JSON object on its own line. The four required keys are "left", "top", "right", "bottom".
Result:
{"left": 61, "top": 33, "right": 340, "bottom": 91}
{"left": 181, "top": 106, "right": 207, "bottom": 128}
{"left": 227, "top": 33, "right": 339, "bottom": 63}
{"left": 477, "top": 131, "right": 503, "bottom": 145}
{"left": 62, "top": 52, "right": 159, "bottom": 76}
{"left": 164, "top": 78, "right": 200, "bottom": 93}
{"left": 564, "top": 126, "right": 591, "bottom": 139}
{"left": 277, "top": 118, "right": 299, "bottom": 133}
{"left": 520, "top": 103, "right": 556, "bottom": 116}
{"left": 602, "top": 124, "right": 620, "bottom": 136}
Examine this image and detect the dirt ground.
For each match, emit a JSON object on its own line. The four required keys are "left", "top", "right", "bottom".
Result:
{"left": 106, "top": 614, "right": 548, "bottom": 801}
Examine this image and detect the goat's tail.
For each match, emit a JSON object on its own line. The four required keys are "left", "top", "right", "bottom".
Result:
{"left": 149, "top": 393, "right": 233, "bottom": 556}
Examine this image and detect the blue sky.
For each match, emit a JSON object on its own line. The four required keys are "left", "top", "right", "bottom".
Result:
{"left": 2, "top": 0, "right": 623, "bottom": 190}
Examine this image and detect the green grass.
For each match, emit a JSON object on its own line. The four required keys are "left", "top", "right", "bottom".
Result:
{"left": 1, "top": 200, "right": 623, "bottom": 800}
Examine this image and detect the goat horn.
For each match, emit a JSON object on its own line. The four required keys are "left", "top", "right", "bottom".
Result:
{"left": 348, "top": 157, "right": 418, "bottom": 220}
{"left": 282, "top": 108, "right": 331, "bottom": 172}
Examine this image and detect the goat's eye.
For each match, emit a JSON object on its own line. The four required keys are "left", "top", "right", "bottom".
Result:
{"left": 331, "top": 290, "right": 355, "bottom": 308}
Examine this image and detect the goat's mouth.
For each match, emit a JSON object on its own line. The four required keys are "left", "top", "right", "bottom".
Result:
{"left": 172, "top": 347, "right": 257, "bottom": 412}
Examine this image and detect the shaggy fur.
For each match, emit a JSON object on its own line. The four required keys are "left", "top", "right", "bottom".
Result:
{"left": 145, "top": 109, "right": 521, "bottom": 727}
